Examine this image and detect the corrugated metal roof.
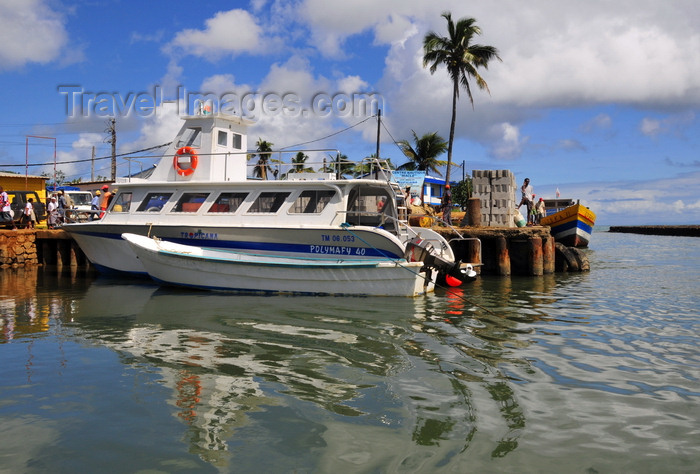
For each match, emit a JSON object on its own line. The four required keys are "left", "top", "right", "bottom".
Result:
{"left": 0, "top": 171, "right": 46, "bottom": 179}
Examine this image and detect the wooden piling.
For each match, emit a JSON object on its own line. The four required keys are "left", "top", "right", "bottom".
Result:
{"left": 543, "top": 235, "right": 555, "bottom": 274}
{"left": 467, "top": 239, "right": 481, "bottom": 269}
{"left": 466, "top": 198, "right": 481, "bottom": 226}
{"left": 496, "top": 235, "right": 510, "bottom": 276}
{"left": 528, "top": 236, "right": 543, "bottom": 276}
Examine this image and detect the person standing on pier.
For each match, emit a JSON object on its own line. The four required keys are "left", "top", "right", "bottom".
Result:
{"left": 535, "top": 197, "right": 546, "bottom": 225}
{"left": 90, "top": 190, "right": 100, "bottom": 220}
{"left": 441, "top": 185, "right": 453, "bottom": 225}
{"left": 23, "top": 198, "right": 36, "bottom": 229}
{"left": 517, "top": 178, "right": 534, "bottom": 225}
{"left": 0, "top": 186, "right": 17, "bottom": 229}
{"left": 99, "top": 185, "right": 112, "bottom": 218}
{"left": 47, "top": 196, "right": 59, "bottom": 228}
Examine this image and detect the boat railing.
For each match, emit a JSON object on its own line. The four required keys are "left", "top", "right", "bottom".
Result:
{"left": 117, "top": 147, "right": 401, "bottom": 183}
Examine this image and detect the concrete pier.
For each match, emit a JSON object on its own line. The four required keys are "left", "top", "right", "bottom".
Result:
{"left": 433, "top": 226, "right": 569, "bottom": 276}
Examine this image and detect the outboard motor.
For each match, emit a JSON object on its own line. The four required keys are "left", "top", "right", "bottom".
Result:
{"left": 405, "top": 238, "right": 477, "bottom": 284}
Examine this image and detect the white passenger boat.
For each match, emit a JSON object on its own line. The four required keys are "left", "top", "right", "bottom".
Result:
{"left": 63, "top": 111, "right": 477, "bottom": 289}
{"left": 121, "top": 233, "right": 470, "bottom": 296}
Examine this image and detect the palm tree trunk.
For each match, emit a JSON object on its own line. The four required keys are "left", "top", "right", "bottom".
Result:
{"left": 445, "top": 78, "right": 458, "bottom": 185}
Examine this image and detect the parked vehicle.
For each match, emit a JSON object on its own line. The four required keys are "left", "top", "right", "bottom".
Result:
{"left": 4, "top": 190, "right": 47, "bottom": 227}
{"left": 64, "top": 190, "right": 94, "bottom": 222}
{"left": 65, "top": 190, "right": 93, "bottom": 211}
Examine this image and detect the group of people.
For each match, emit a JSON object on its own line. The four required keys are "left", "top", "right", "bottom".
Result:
{"left": 47, "top": 190, "right": 74, "bottom": 228}
{"left": 517, "top": 178, "right": 546, "bottom": 225}
{"left": 0, "top": 186, "right": 38, "bottom": 229}
{"left": 0, "top": 184, "right": 114, "bottom": 230}
{"left": 47, "top": 185, "right": 112, "bottom": 228}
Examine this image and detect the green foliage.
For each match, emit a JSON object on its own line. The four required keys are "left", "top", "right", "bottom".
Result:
{"left": 41, "top": 170, "right": 66, "bottom": 187}
{"left": 283, "top": 152, "right": 315, "bottom": 178}
{"left": 453, "top": 178, "right": 473, "bottom": 210}
{"left": 248, "top": 138, "right": 276, "bottom": 179}
{"left": 326, "top": 153, "right": 355, "bottom": 177}
{"left": 397, "top": 131, "right": 448, "bottom": 176}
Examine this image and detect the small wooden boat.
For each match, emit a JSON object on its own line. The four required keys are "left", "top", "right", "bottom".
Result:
{"left": 122, "top": 233, "right": 475, "bottom": 297}
{"left": 540, "top": 200, "right": 596, "bottom": 247}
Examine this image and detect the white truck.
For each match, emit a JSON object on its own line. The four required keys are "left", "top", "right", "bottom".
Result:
{"left": 64, "top": 190, "right": 94, "bottom": 221}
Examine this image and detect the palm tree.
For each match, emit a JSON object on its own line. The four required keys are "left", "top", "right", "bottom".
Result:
{"left": 283, "top": 151, "right": 315, "bottom": 178}
{"left": 396, "top": 130, "right": 448, "bottom": 176}
{"left": 292, "top": 151, "right": 314, "bottom": 172}
{"left": 249, "top": 138, "right": 274, "bottom": 179}
{"left": 326, "top": 152, "right": 356, "bottom": 178}
{"left": 423, "top": 12, "right": 501, "bottom": 184}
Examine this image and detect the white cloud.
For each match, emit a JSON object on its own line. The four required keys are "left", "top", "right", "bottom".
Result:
{"left": 581, "top": 114, "right": 612, "bottom": 133}
{"left": 548, "top": 171, "right": 700, "bottom": 224}
{"left": 490, "top": 123, "right": 527, "bottom": 160}
{"left": 169, "top": 9, "right": 263, "bottom": 59}
{"left": 640, "top": 112, "right": 696, "bottom": 138}
{"left": 0, "top": 0, "right": 68, "bottom": 70}
{"left": 640, "top": 118, "right": 662, "bottom": 137}
{"left": 374, "top": 14, "right": 418, "bottom": 46}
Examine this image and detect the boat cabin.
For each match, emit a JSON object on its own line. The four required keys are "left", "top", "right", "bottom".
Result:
{"left": 142, "top": 114, "right": 252, "bottom": 183}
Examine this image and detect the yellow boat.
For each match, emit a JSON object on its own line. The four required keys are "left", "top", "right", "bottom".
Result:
{"left": 540, "top": 200, "right": 596, "bottom": 248}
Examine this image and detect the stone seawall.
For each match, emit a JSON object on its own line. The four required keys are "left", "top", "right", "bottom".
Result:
{"left": 609, "top": 225, "right": 700, "bottom": 237}
{"left": 0, "top": 230, "right": 38, "bottom": 268}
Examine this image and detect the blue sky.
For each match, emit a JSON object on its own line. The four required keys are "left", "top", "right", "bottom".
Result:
{"left": 0, "top": 0, "right": 698, "bottom": 225}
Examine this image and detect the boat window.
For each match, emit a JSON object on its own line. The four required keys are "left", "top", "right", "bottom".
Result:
{"left": 345, "top": 186, "right": 395, "bottom": 229}
{"left": 110, "top": 192, "right": 132, "bottom": 213}
{"left": 176, "top": 128, "right": 201, "bottom": 148}
{"left": 208, "top": 192, "right": 248, "bottom": 213}
{"left": 136, "top": 192, "right": 173, "bottom": 212}
{"left": 247, "top": 192, "right": 291, "bottom": 213}
{"left": 232, "top": 133, "right": 242, "bottom": 149}
{"left": 173, "top": 192, "right": 209, "bottom": 213}
{"left": 290, "top": 190, "right": 335, "bottom": 214}
{"left": 217, "top": 130, "right": 227, "bottom": 147}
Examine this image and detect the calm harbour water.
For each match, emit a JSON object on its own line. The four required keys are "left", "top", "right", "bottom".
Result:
{"left": 1, "top": 230, "right": 698, "bottom": 473}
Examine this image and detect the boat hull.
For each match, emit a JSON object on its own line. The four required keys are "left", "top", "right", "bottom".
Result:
{"left": 66, "top": 223, "right": 409, "bottom": 275}
{"left": 540, "top": 203, "right": 596, "bottom": 247}
{"left": 122, "top": 233, "right": 435, "bottom": 297}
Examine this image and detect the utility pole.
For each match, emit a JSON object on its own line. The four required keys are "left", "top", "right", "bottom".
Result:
{"left": 91, "top": 146, "right": 95, "bottom": 181}
{"left": 105, "top": 118, "right": 116, "bottom": 180}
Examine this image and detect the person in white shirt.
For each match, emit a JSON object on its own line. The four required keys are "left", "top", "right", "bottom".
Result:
{"left": 47, "top": 196, "right": 59, "bottom": 229}
{"left": 0, "top": 186, "right": 17, "bottom": 229}
{"left": 535, "top": 197, "right": 546, "bottom": 225}
{"left": 23, "top": 198, "right": 35, "bottom": 229}
{"left": 517, "top": 178, "right": 534, "bottom": 224}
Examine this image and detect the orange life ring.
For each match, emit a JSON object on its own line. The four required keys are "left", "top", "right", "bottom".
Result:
{"left": 173, "top": 146, "right": 198, "bottom": 176}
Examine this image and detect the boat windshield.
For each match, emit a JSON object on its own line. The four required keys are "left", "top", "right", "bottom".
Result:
{"left": 176, "top": 128, "right": 202, "bottom": 148}
{"left": 345, "top": 185, "right": 396, "bottom": 232}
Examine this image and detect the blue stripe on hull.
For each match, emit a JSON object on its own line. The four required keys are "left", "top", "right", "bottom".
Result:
{"left": 549, "top": 219, "right": 593, "bottom": 236}
{"left": 72, "top": 230, "right": 403, "bottom": 259}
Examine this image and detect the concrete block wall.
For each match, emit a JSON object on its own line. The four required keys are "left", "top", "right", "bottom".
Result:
{"left": 472, "top": 169, "right": 517, "bottom": 227}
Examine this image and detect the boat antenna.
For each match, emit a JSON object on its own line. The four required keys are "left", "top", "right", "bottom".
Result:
{"left": 374, "top": 109, "right": 381, "bottom": 179}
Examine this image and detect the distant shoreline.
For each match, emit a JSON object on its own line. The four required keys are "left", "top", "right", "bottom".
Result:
{"left": 608, "top": 225, "right": 700, "bottom": 237}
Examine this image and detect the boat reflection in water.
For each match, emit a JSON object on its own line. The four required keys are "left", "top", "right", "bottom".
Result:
{"left": 64, "top": 277, "right": 524, "bottom": 470}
